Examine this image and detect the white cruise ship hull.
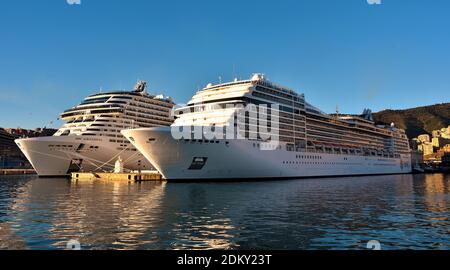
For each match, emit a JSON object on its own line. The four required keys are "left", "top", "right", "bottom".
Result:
{"left": 15, "top": 136, "right": 153, "bottom": 177}
{"left": 122, "top": 127, "right": 412, "bottom": 181}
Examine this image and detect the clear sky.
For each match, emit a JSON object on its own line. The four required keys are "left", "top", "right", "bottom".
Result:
{"left": 1, "top": 0, "right": 449, "bottom": 129}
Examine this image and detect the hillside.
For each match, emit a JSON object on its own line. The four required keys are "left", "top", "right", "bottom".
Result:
{"left": 373, "top": 103, "right": 450, "bottom": 139}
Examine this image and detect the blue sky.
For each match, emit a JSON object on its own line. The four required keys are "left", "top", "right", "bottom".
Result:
{"left": 0, "top": 0, "right": 449, "bottom": 129}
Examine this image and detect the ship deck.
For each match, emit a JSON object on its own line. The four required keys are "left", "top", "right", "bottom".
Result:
{"left": 71, "top": 172, "right": 164, "bottom": 182}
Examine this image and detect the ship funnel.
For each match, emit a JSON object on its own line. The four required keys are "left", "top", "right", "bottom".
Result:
{"left": 251, "top": 73, "right": 265, "bottom": 81}
{"left": 134, "top": 81, "right": 147, "bottom": 93}
{"left": 362, "top": 108, "right": 374, "bottom": 122}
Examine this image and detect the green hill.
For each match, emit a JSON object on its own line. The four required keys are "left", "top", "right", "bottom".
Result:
{"left": 373, "top": 103, "right": 450, "bottom": 139}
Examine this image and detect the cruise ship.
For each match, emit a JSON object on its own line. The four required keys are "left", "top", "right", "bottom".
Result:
{"left": 122, "top": 74, "right": 412, "bottom": 180}
{"left": 16, "top": 81, "right": 175, "bottom": 176}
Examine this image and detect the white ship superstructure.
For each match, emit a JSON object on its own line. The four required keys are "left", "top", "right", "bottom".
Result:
{"left": 122, "top": 74, "right": 412, "bottom": 180}
{"left": 16, "top": 81, "right": 175, "bottom": 176}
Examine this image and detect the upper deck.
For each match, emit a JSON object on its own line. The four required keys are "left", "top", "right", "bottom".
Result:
{"left": 54, "top": 82, "right": 175, "bottom": 137}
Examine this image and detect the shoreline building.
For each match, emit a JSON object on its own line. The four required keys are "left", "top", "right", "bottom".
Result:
{"left": 413, "top": 125, "right": 450, "bottom": 164}
{"left": 0, "top": 128, "right": 30, "bottom": 169}
{"left": 6, "top": 128, "right": 58, "bottom": 139}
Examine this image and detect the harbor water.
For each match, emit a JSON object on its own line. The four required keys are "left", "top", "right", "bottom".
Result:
{"left": 0, "top": 174, "right": 449, "bottom": 250}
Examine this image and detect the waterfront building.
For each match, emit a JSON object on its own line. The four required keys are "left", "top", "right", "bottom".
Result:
{"left": 432, "top": 137, "right": 450, "bottom": 148}
{"left": 6, "top": 128, "right": 58, "bottom": 139}
{"left": 413, "top": 125, "right": 450, "bottom": 163}
{"left": 418, "top": 134, "right": 431, "bottom": 143}
{"left": 418, "top": 143, "right": 435, "bottom": 156}
{"left": 0, "top": 128, "right": 30, "bottom": 168}
{"left": 442, "top": 126, "right": 450, "bottom": 139}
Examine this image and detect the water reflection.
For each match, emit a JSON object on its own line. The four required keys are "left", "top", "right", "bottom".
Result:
{"left": 0, "top": 222, "right": 27, "bottom": 250}
{"left": 423, "top": 174, "right": 448, "bottom": 212}
{"left": 0, "top": 174, "right": 449, "bottom": 250}
{"left": 6, "top": 178, "right": 168, "bottom": 249}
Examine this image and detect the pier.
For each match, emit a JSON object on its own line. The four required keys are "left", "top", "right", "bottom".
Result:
{"left": 71, "top": 172, "right": 164, "bottom": 182}
{"left": 0, "top": 169, "right": 36, "bottom": 176}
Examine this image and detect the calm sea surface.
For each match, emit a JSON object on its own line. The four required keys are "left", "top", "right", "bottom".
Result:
{"left": 0, "top": 174, "right": 449, "bottom": 250}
